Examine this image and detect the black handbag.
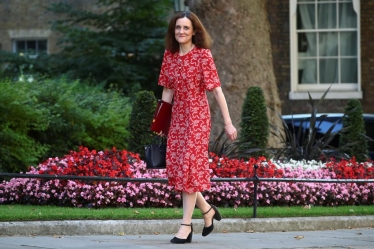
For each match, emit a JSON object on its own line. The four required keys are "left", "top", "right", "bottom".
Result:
{"left": 145, "top": 137, "right": 167, "bottom": 169}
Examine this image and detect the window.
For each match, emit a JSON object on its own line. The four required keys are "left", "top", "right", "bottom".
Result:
{"left": 174, "top": 0, "right": 189, "bottom": 12}
{"left": 289, "top": 0, "right": 361, "bottom": 99}
{"left": 12, "top": 39, "right": 48, "bottom": 58}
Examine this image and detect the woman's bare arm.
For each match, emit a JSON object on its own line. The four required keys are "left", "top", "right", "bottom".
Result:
{"left": 212, "top": 87, "right": 237, "bottom": 141}
{"left": 162, "top": 87, "right": 174, "bottom": 103}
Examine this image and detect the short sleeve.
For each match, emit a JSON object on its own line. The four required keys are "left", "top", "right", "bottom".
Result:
{"left": 158, "top": 50, "right": 174, "bottom": 89}
{"left": 201, "top": 49, "right": 221, "bottom": 91}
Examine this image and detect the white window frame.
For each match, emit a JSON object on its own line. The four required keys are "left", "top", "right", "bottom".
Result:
{"left": 174, "top": 0, "right": 189, "bottom": 12}
{"left": 289, "top": 0, "right": 362, "bottom": 100}
{"left": 12, "top": 39, "right": 48, "bottom": 59}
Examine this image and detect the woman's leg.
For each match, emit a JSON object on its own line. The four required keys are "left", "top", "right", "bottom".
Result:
{"left": 175, "top": 191, "right": 197, "bottom": 238}
{"left": 195, "top": 192, "right": 215, "bottom": 227}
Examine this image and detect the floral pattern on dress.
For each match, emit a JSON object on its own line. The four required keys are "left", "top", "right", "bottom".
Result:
{"left": 158, "top": 47, "right": 221, "bottom": 194}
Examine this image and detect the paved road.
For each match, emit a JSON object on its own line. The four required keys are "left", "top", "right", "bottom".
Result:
{"left": 1, "top": 228, "right": 373, "bottom": 249}
{"left": 0, "top": 217, "right": 373, "bottom": 249}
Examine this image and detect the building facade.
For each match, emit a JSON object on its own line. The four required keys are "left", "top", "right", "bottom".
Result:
{"left": 267, "top": 0, "right": 374, "bottom": 114}
{"left": 0, "top": 0, "right": 373, "bottom": 115}
{"left": 0, "top": 0, "right": 98, "bottom": 56}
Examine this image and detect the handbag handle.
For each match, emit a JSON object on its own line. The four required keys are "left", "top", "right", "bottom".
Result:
{"left": 154, "top": 136, "right": 166, "bottom": 145}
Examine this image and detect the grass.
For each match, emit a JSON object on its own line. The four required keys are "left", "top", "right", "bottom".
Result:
{"left": 1, "top": 205, "right": 374, "bottom": 222}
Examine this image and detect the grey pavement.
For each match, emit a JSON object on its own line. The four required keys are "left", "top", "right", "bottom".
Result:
{"left": 0, "top": 216, "right": 373, "bottom": 249}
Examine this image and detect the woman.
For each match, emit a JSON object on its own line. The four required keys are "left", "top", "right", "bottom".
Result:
{"left": 158, "top": 11, "right": 237, "bottom": 244}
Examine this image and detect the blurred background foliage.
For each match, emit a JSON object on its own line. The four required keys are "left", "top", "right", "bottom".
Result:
{"left": 0, "top": 0, "right": 371, "bottom": 174}
{"left": 339, "top": 99, "right": 369, "bottom": 162}
{"left": 0, "top": 0, "right": 172, "bottom": 173}
{"left": 0, "top": 78, "right": 132, "bottom": 173}
{"left": 127, "top": 90, "right": 158, "bottom": 158}
{"left": 0, "top": 0, "right": 172, "bottom": 98}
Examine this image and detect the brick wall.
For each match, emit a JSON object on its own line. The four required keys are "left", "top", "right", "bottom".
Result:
{"left": 266, "top": 0, "right": 374, "bottom": 115}
{"left": 0, "top": 0, "right": 98, "bottom": 54}
{"left": 361, "top": 0, "right": 374, "bottom": 113}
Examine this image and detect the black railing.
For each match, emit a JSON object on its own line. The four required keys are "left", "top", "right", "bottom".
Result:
{"left": 1, "top": 166, "right": 374, "bottom": 218}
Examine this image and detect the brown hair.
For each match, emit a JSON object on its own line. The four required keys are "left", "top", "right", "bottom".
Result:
{"left": 165, "top": 11, "right": 212, "bottom": 53}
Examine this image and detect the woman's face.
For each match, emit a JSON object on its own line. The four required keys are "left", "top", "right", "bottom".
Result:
{"left": 175, "top": 17, "right": 195, "bottom": 45}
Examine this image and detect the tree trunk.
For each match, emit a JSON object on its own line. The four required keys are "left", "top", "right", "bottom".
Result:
{"left": 188, "top": 0, "right": 282, "bottom": 148}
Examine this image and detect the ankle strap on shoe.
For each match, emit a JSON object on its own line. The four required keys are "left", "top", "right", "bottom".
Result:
{"left": 181, "top": 223, "right": 192, "bottom": 226}
{"left": 202, "top": 206, "right": 213, "bottom": 216}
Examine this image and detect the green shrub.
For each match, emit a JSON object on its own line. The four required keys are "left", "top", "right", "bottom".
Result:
{"left": 127, "top": 90, "right": 157, "bottom": 158}
{"left": 0, "top": 77, "right": 132, "bottom": 172}
{"left": 339, "top": 99, "right": 369, "bottom": 162}
{"left": 239, "top": 86, "right": 269, "bottom": 158}
{"left": 0, "top": 80, "right": 49, "bottom": 173}
{"left": 32, "top": 78, "right": 132, "bottom": 156}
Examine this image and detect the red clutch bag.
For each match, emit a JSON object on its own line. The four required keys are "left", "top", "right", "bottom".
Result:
{"left": 150, "top": 100, "right": 173, "bottom": 135}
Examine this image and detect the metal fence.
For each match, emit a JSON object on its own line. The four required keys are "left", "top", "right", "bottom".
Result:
{"left": 1, "top": 165, "right": 374, "bottom": 218}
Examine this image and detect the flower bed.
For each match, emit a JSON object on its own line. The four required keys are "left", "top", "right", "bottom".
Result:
{"left": 1, "top": 147, "right": 373, "bottom": 208}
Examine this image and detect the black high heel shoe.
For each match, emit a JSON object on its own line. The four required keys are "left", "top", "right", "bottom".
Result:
{"left": 170, "top": 223, "right": 193, "bottom": 244}
{"left": 202, "top": 204, "right": 222, "bottom": 237}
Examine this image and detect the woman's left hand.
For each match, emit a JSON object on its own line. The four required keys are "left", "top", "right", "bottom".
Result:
{"left": 225, "top": 123, "right": 237, "bottom": 141}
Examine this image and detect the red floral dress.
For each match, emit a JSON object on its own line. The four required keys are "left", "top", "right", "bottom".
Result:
{"left": 158, "top": 47, "right": 221, "bottom": 194}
